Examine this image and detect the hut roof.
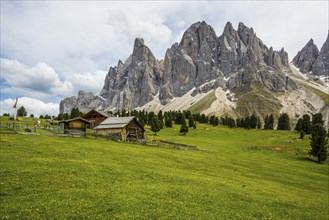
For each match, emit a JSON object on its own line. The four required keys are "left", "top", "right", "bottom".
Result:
{"left": 60, "top": 117, "right": 90, "bottom": 124}
{"left": 82, "top": 109, "right": 109, "bottom": 118}
{"left": 94, "top": 116, "right": 144, "bottom": 130}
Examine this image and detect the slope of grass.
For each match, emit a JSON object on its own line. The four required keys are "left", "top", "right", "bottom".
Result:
{"left": 234, "top": 81, "right": 283, "bottom": 118}
{"left": 304, "top": 85, "right": 329, "bottom": 106}
{"left": 0, "top": 124, "right": 328, "bottom": 219}
{"left": 187, "top": 90, "right": 217, "bottom": 113}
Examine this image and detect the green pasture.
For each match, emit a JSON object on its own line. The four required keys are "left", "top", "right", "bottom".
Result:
{"left": 0, "top": 122, "right": 328, "bottom": 219}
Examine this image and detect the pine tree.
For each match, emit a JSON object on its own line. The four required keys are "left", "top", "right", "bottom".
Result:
{"left": 245, "top": 116, "right": 250, "bottom": 129}
{"left": 268, "top": 114, "right": 274, "bottom": 129}
{"left": 188, "top": 115, "right": 195, "bottom": 127}
{"left": 165, "top": 114, "right": 172, "bottom": 128}
{"left": 309, "top": 124, "right": 328, "bottom": 163}
{"left": 250, "top": 114, "right": 258, "bottom": 129}
{"left": 312, "top": 113, "right": 324, "bottom": 126}
{"left": 70, "top": 107, "right": 81, "bottom": 118}
{"left": 214, "top": 117, "right": 219, "bottom": 126}
{"left": 147, "top": 112, "right": 155, "bottom": 125}
{"left": 180, "top": 119, "right": 188, "bottom": 135}
{"left": 295, "top": 118, "right": 303, "bottom": 131}
{"left": 277, "top": 113, "right": 290, "bottom": 130}
{"left": 175, "top": 112, "right": 184, "bottom": 125}
{"left": 302, "top": 114, "right": 312, "bottom": 134}
{"left": 210, "top": 115, "right": 215, "bottom": 126}
{"left": 150, "top": 116, "right": 161, "bottom": 135}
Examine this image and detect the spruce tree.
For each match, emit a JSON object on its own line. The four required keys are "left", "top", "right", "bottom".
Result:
{"left": 312, "top": 113, "right": 324, "bottom": 126}
{"left": 175, "top": 112, "right": 184, "bottom": 125}
{"left": 250, "top": 114, "right": 258, "bottom": 129}
{"left": 150, "top": 116, "right": 161, "bottom": 135}
{"left": 295, "top": 118, "right": 303, "bottom": 131}
{"left": 214, "top": 117, "right": 219, "bottom": 126}
{"left": 268, "top": 114, "right": 274, "bottom": 129}
{"left": 70, "top": 107, "right": 81, "bottom": 118}
{"left": 147, "top": 112, "right": 155, "bottom": 125}
{"left": 309, "top": 124, "right": 328, "bottom": 163}
{"left": 188, "top": 115, "right": 195, "bottom": 128}
{"left": 167, "top": 114, "right": 173, "bottom": 128}
{"left": 277, "top": 113, "right": 290, "bottom": 130}
{"left": 180, "top": 119, "right": 188, "bottom": 135}
{"left": 302, "top": 114, "right": 312, "bottom": 134}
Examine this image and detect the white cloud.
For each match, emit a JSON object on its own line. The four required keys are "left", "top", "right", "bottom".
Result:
{"left": 0, "top": 58, "right": 106, "bottom": 100}
{"left": 0, "top": 97, "right": 59, "bottom": 117}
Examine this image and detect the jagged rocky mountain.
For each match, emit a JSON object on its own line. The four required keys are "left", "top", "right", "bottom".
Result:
{"left": 292, "top": 32, "right": 329, "bottom": 76}
{"left": 60, "top": 21, "right": 329, "bottom": 127}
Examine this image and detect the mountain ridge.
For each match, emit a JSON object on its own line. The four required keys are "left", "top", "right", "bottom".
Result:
{"left": 59, "top": 21, "right": 329, "bottom": 127}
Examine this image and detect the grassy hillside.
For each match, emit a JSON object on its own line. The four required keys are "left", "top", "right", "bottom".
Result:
{"left": 304, "top": 85, "right": 329, "bottom": 106}
{"left": 187, "top": 90, "right": 217, "bottom": 113}
{"left": 234, "top": 81, "right": 283, "bottom": 119}
{"left": 0, "top": 124, "right": 328, "bottom": 219}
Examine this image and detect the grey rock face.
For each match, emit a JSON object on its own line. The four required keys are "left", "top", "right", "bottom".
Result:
{"left": 99, "top": 38, "right": 163, "bottom": 110}
{"left": 59, "top": 90, "right": 98, "bottom": 114}
{"left": 162, "top": 21, "right": 220, "bottom": 98}
{"left": 59, "top": 96, "right": 77, "bottom": 114}
{"left": 292, "top": 39, "right": 319, "bottom": 73}
{"left": 76, "top": 90, "right": 97, "bottom": 113}
{"left": 313, "top": 32, "right": 329, "bottom": 76}
{"left": 219, "top": 22, "right": 293, "bottom": 92}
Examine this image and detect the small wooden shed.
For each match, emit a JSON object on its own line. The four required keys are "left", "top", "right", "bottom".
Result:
{"left": 60, "top": 117, "right": 90, "bottom": 136}
{"left": 82, "top": 109, "right": 109, "bottom": 128}
{"left": 94, "top": 116, "right": 144, "bottom": 142}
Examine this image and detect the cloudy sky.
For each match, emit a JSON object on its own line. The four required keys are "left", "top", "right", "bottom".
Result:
{"left": 1, "top": 1, "right": 328, "bottom": 116}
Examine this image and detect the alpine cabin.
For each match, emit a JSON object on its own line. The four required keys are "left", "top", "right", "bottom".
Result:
{"left": 94, "top": 116, "right": 144, "bottom": 142}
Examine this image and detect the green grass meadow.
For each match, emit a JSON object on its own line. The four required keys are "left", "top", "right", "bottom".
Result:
{"left": 0, "top": 121, "right": 328, "bottom": 219}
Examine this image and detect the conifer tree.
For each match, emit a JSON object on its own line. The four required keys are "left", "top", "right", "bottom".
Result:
{"left": 188, "top": 115, "right": 195, "bottom": 128}
{"left": 295, "top": 118, "right": 303, "bottom": 131}
{"left": 175, "top": 111, "right": 184, "bottom": 125}
{"left": 277, "top": 113, "right": 290, "bottom": 130}
{"left": 249, "top": 114, "right": 257, "bottom": 128}
{"left": 312, "top": 113, "right": 324, "bottom": 126}
{"left": 150, "top": 116, "right": 161, "bottom": 135}
{"left": 302, "top": 114, "right": 312, "bottom": 134}
{"left": 268, "top": 114, "right": 274, "bottom": 129}
{"left": 180, "top": 119, "right": 188, "bottom": 135}
{"left": 309, "top": 124, "right": 328, "bottom": 163}
{"left": 147, "top": 112, "right": 155, "bottom": 125}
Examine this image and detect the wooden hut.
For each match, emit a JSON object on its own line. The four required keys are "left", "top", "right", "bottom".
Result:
{"left": 60, "top": 117, "right": 90, "bottom": 136}
{"left": 82, "top": 109, "right": 109, "bottom": 128}
{"left": 94, "top": 116, "right": 144, "bottom": 142}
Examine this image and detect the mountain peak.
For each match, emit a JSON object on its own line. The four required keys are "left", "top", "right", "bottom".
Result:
{"left": 292, "top": 38, "right": 319, "bottom": 73}
{"left": 223, "top": 21, "right": 234, "bottom": 34}
{"left": 134, "top": 37, "right": 144, "bottom": 46}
